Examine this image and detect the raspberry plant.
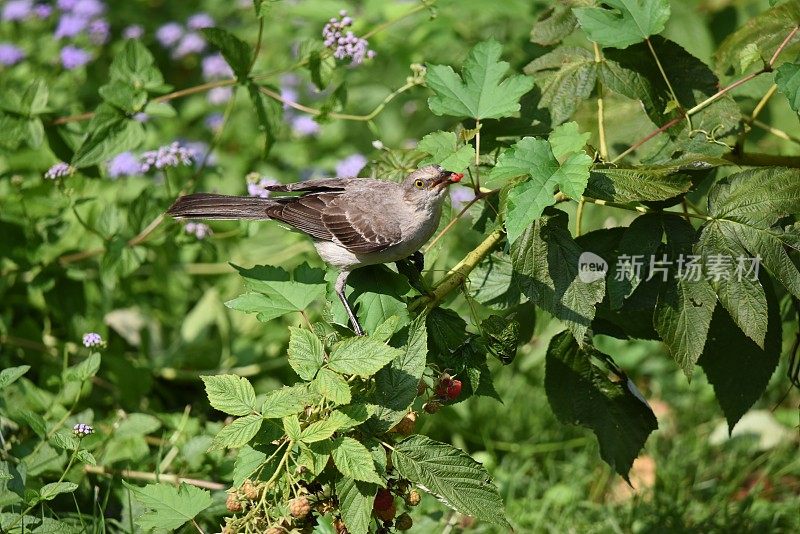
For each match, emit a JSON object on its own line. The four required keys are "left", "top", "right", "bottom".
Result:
{"left": 1, "top": 0, "right": 800, "bottom": 532}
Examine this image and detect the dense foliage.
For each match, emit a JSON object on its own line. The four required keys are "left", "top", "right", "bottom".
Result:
{"left": 1, "top": 0, "right": 799, "bottom": 532}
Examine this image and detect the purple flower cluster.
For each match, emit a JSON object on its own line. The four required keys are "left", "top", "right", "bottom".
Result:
{"left": 246, "top": 174, "right": 279, "bottom": 198}
{"left": 207, "top": 86, "right": 232, "bottom": 105}
{"left": 279, "top": 75, "right": 320, "bottom": 137}
{"left": 202, "top": 53, "right": 234, "bottom": 80}
{"left": 122, "top": 24, "right": 143, "bottom": 39}
{"left": 204, "top": 112, "right": 224, "bottom": 132}
{"left": 156, "top": 13, "right": 213, "bottom": 59}
{"left": 82, "top": 332, "right": 103, "bottom": 347}
{"left": 0, "top": 43, "right": 25, "bottom": 66}
{"left": 335, "top": 154, "right": 368, "bottom": 178}
{"left": 140, "top": 142, "right": 196, "bottom": 172}
{"left": 185, "top": 221, "right": 212, "bottom": 239}
{"left": 450, "top": 185, "right": 475, "bottom": 210}
{"left": 2, "top": 0, "right": 33, "bottom": 22}
{"left": 45, "top": 162, "right": 74, "bottom": 179}
{"left": 322, "top": 10, "right": 376, "bottom": 65}
{"left": 60, "top": 44, "right": 91, "bottom": 69}
{"left": 107, "top": 152, "right": 140, "bottom": 178}
{"left": 73, "top": 422, "right": 94, "bottom": 437}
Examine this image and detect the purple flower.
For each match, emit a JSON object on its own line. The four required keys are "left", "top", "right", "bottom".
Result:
{"left": 187, "top": 12, "right": 214, "bottom": 30}
{"left": 72, "top": 0, "right": 104, "bottom": 18}
{"left": 247, "top": 174, "right": 279, "bottom": 198}
{"left": 2, "top": 0, "right": 33, "bottom": 22}
{"left": 45, "top": 162, "right": 74, "bottom": 179}
{"left": 336, "top": 154, "right": 367, "bottom": 178}
{"left": 201, "top": 53, "right": 233, "bottom": 80}
{"left": 449, "top": 186, "right": 475, "bottom": 210}
{"left": 123, "top": 24, "right": 143, "bottom": 39}
{"left": 140, "top": 142, "right": 195, "bottom": 172}
{"left": 57, "top": 0, "right": 78, "bottom": 10}
{"left": 207, "top": 86, "right": 232, "bottom": 105}
{"left": 0, "top": 43, "right": 25, "bottom": 66}
{"left": 204, "top": 112, "right": 224, "bottom": 131}
{"left": 291, "top": 115, "right": 320, "bottom": 136}
{"left": 185, "top": 221, "right": 212, "bottom": 239}
{"left": 60, "top": 45, "right": 91, "bottom": 69}
{"left": 34, "top": 4, "right": 52, "bottom": 18}
{"left": 184, "top": 141, "right": 215, "bottom": 166}
{"left": 322, "top": 11, "right": 376, "bottom": 65}
{"left": 133, "top": 112, "right": 149, "bottom": 122}
{"left": 88, "top": 18, "right": 109, "bottom": 45}
{"left": 173, "top": 32, "right": 205, "bottom": 58}
{"left": 82, "top": 332, "right": 102, "bottom": 347}
{"left": 107, "top": 152, "right": 140, "bottom": 178}
{"left": 155, "top": 22, "right": 183, "bottom": 47}
{"left": 280, "top": 86, "right": 298, "bottom": 110}
{"left": 73, "top": 423, "right": 94, "bottom": 437}
{"left": 54, "top": 14, "right": 88, "bottom": 39}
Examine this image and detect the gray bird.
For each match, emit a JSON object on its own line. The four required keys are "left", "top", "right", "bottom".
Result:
{"left": 167, "top": 165, "right": 464, "bottom": 335}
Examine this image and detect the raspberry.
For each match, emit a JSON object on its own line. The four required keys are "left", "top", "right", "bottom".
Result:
{"left": 374, "top": 501, "right": 396, "bottom": 522}
{"left": 225, "top": 493, "right": 242, "bottom": 512}
{"left": 435, "top": 373, "right": 453, "bottom": 397}
{"left": 417, "top": 379, "right": 427, "bottom": 396}
{"left": 444, "top": 379, "right": 462, "bottom": 400}
{"left": 395, "top": 512, "right": 413, "bottom": 531}
{"left": 289, "top": 496, "right": 311, "bottom": 518}
{"left": 423, "top": 400, "right": 441, "bottom": 414}
{"left": 266, "top": 527, "right": 283, "bottom": 534}
{"left": 373, "top": 488, "right": 394, "bottom": 511}
{"left": 405, "top": 489, "right": 421, "bottom": 506}
{"left": 241, "top": 479, "right": 259, "bottom": 500}
{"left": 391, "top": 411, "right": 417, "bottom": 435}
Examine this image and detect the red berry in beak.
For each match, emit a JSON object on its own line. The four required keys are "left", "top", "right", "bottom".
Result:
{"left": 450, "top": 172, "right": 464, "bottom": 182}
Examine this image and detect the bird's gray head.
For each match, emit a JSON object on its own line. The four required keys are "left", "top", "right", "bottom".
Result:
{"left": 401, "top": 165, "right": 463, "bottom": 207}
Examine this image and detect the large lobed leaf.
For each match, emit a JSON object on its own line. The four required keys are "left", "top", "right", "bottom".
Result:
{"left": 573, "top": 0, "right": 671, "bottom": 49}
{"left": 123, "top": 481, "right": 212, "bottom": 531}
{"left": 524, "top": 47, "right": 597, "bottom": 127}
{"left": 327, "top": 336, "right": 403, "bottom": 378}
{"left": 417, "top": 131, "right": 475, "bottom": 172}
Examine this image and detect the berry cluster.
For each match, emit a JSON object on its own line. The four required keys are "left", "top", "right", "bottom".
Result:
{"left": 322, "top": 11, "right": 376, "bottom": 65}
{"left": 421, "top": 373, "right": 463, "bottom": 414}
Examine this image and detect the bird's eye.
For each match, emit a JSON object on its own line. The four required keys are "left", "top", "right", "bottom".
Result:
{"left": 414, "top": 179, "right": 425, "bottom": 189}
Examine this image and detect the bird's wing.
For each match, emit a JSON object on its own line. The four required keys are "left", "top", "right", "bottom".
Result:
{"left": 263, "top": 193, "right": 337, "bottom": 242}
{"left": 265, "top": 178, "right": 354, "bottom": 193}
{"left": 321, "top": 194, "right": 402, "bottom": 253}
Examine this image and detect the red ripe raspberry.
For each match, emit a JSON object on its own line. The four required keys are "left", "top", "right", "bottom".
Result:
{"left": 444, "top": 379, "right": 462, "bottom": 400}
{"left": 374, "top": 502, "right": 397, "bottom": 522}
{"left": 373, "top": 488, "right": 394, "bottom": 512}
{"left": 435, "top": 373, "right": 453, "bottom": 397}
{"left": 289, "top": 496, "right": 311, "bottom": 518}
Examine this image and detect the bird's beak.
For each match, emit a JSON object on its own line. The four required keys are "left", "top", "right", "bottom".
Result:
{"left": 433, "top": 171, "right": 464, "bottom": 190}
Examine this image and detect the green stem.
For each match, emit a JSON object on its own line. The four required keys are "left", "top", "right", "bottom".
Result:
{"left": 575, "top": 198, "right": 585, "bottom": 236}
{"left": 592, "top": 42, "right": 608, "bottom": 160}
{"left": 580, "top": 195, "right": 713, "bottom": 221}
{"left": 473, "top": 119, "right": 482, "bottom": 193}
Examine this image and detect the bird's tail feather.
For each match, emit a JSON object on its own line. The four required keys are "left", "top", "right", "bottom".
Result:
{"left": 167, "top": 193, "right": 274, "bottom": 220}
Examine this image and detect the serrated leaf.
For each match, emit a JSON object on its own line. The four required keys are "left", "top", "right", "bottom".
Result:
{"left": 228, "top": 263, "right": 326, "bottom": 322}
{"left": 699, "top": 277, "right": 781, "bottom": 431}
{"left": 327, "top": 337, "right": 402, "bottom": 378}
{"left": 247, "top": 82, "right": 283, "bottom": 156}
{"left": 312, "top": 367, "right": 351, "bottom": 405}
{"left": 0, "top": 365, "right": 30, "bottom": 390}
{"left": 468, "top": 253, "right": 523, "bottom": 309}
{"left": 98, "top": 81, "right": 147, "bottom": 113}
{"left": 481, "top": 315, "right": 520, "bottom": 364}
{"left": 123, "top": 481, "right": 212, "bottom": 531}
{"left": 200, "top": 28, "right": 252, "bottom": 80}
{"left": 573, "top": 0, "right": 671, "bottom": 49}
{"left": 65, "top": 353, "right": 101, "bottom": 382}
{"left": 775, "top": 62, "right": 800, "bottom": 112}
{"left": 510, "top": 208, "right": 605, "bottom": 342}
{"left": 337, "top": 477, "right": 376, "bottom": 534}
{"left": 298, "top": 440, "right": 333, "bottom": 476}
{"left": 287, "top": 327, "right": 325, "bottom": 381}
{"left": 530, "top": 3, "right": 579, "bottom": 45}
{"left": 300, "top": 417, "right": 343, "bottom": 444}
{"left": 417, "top": 131, "right": 475, "bottom": 172}
{"left": 329, "top": 403, "right": 372, "bottom": 430}
{"left": 548, "top": 121, "right": 591, "bottom": 162}
{"left": 392, "top": 435, "right": 508, "bottom": 526}
{"left": 262, "top": 384, "right": 316, "bottom": 419}
{"left": 426, "top": 40, "right": 534, "bottom": 120}
{"left": 524, "top": 47, "right": 597, "bottom": 126}
{"left": 490, "top": 136, "right": 591, "bottom": 244}
{"left": 545, "top": 331, "right": 658, "bottom": 479}
{"left": 283, "top": 415, "right": 302, "bottom": 442}
{"left": 49, "top": 432, "right": 79, "bottom": 451}
{"left": 201, "top": 375, "right": 257, "bottom": 416}
{"left": 607, "top": 214, "right": 664, "bottom": 308}
{"left": 209, "top": 414, "right": 262, "bottom": 451}
{"left": 38, "top": 482, "right": 78, "bottom": 502}
{"left": 426, "top": 307, "right": 469, "bottom": 356}
{"left": 109, "top": 39, "right": 164, "bottom": 90}
{"left": 339, "top": 266, "right": 413, "bottom": 335}
{"left": 71, "top": 105, "right": 145, "bottom": 168}
{"left": 233, "top": 445, "right": 267, "bottom": 488}
{"left": 331, "top": 437, "right": 383, "bottom": 484}
{"left": 371, "top": 315, "right": 402, "bottom": 343}
{"left": 585, "top": 165, "right": 694, "bottom": 203}
{"left": 76, "top": 450, "right": 96, "bottom": 465}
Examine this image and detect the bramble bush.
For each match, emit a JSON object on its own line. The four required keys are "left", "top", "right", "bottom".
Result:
{"left": 1, "top": 0, "right": 800, "bottom": 532}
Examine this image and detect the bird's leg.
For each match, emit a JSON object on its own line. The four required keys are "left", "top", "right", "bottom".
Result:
{"left": 335, "top": 270, "right": 365, "bottom": 336}
{"left": 411, "top": 250, "right": 424, "bottom": 274}
{"left": 395, "top": 251, "right": 432, "bottom": 296}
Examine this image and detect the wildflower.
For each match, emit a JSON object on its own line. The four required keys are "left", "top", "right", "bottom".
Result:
{"left": 33, "top": 4, "right": 52, "bottom": 18}
{"left": 246, "top": 173, "right": 279, "bottom": 198}
{"left": 184, "top": 141, "right": 214, "bottom": 166}
{"left": 201, "top": 53, "right": 233, "bottom": 80}
{"left": 133, "top": 112, "right": 149, "bottom": 122}
{"left": 207, "top": 86, "right": 232, "bottom": 105}
{"left": 45, "top": 161, "right": 74, "bottom": 179}
{"left": 60, "top": 45, "right": 91, "bottom": 69}
{"left": 57, "top": 0, "right": 78, "bottom": 10}
{"left": 107, "top": 152, "right": 140, "bottom": 178}
{"left": 155, "top": 22, "right": 183, "bottom": 47}
{"left": 173, "top": 32, "right": 205, "bottom": 58}
{"left": 2, "top": 0, "right": 33, "bottom": 22}
{"left": 321, "top": 11, "right": 376, "bottom": 65}
{"left": 187, "top": 12, "right": 214, "bottom": 30}
{"left": 335, "top": 154, "right": 367, "bottom": 178}
{"left": 450, "top": 185, "right": 475, "bottom": 210}
{"left": 73, "top": 423, "right": 94, "bottom": 437}
{"left": 82, "top": 332, "right": 103, "bottom": 347}
{"left": 0, "top": 43, "right": 25, "bottom": 66}
{"left": 54, "top": 13, "right": 88, "bottom": 38}
{"left": 204, "top": 112, "right": 224, "bottom": 131}
{"left": 140, "top": 142, "right": 194, "bottom": 172}
{"left": 88, "top": 18, "right": 109, "bottom": 45}
{"left": 72, "top": 0, "right": 104, "bottom": 19}
{"left": 291, "top": 115, "right": 320, "bottom": 136}
{"left": 185, "top": 222, "right": 212, "bottom": 239}
{"left": 122, "top": 24, "right": 143, "bottom": 39}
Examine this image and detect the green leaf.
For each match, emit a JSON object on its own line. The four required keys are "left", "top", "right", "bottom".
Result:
{"left": 312, "top": 367, "right": 351, "bottom": 405}
{"left": 283, "top": 415, "right": 302, "bottom": 442}
{"left": 247, "top": 82, "right": 283, "bottom": 156}
{"left": 548, "top": 121, "right": 590, "bottom": 162}
{"left": 524, "top": 47, "right": 597, "bottom": 126}
{"left": 606, "top": 214, "right": 664, "bottom": 309}
{"left": 545, "top": 331, "right": 658, "bottom": 479}
{"left": 98, "top": 81, "right": 147, "bottom": 113}
{"left": 108, "top": 40, "right": 164, "bottom": 91}
{"left": 530, "top": 3, "right": 579, "bottom": 45}
{"left": 481, "top": 315, "right": 520, "bottom": 364}
{"left": 336, "top": 477, "right": 376, "bottom": 534}
{"left": 71, "top": 105, "right": 145, "bottom": 168}
{"left": 233, "top": 445, "right": 267, "bottom": 488}
{"left": 20, "top": 79, "right": 49, "bottom": 115}
{"left": 392, "top": 435, "right": 508, "bottom": 526}
{"left": 287, "top": 327, "right": 325, "bottom": 381}
{"left": 510, "top": 208, "right": 605, "bottom": 342}
{"left": 365, "top": 316, "right": 428, "bottom": 434}
{"left": 300, "top": 417, "right": 344, "bottom": 444}
{"left": 123, "top": 481, "right": 212, "bottom": 531}
{"left": 262, "top": 385, "right": 316, "bottom": 419}
{"left": 698, "top": 280, "right": 781, "bottom": 431}
{"left": 334, "top": 266, "right": 413, "bottom": 335}
{"left": 298, "top": 441, "right": 333, "bottom": 476}
{"left": 331, "top": 437, "right": 383, "bottom": 484}
{"left": 426, "top": 40, "right": 534, "bottom": 120}
{"left": 573, "top": 0, "right": 671, "bottom": 49}
{"left": 327, "top": 336, "right": 403, "bottom": 378}
{"left": 371, "top": 315, "right": 402, "bottom": 343}
{"left": 201, "top": 375, "right": 257, "bottom": 416}
{"left": 200, "top": 28, "right": 252, "bottom": 80}
{"left": 491, "top": 136, "right": 591, "bottom": 244}
{"left": 209, "top": 414, "right": 262, "bottom": 451}
{"left": 65, "top": 353, "right": 101, "bottom": 382}
{"left": 584, "top": 165, "right": 694, "bottom": 203}
{"left": 39, "top": 482, "right": 78, "bottom": 502}
{"left": 329, "top": 404, "right": 372, "bottom": 430}
{"left": 0, "top": 365, "right": 30, "bottom": 390}
{"left": 228, "top": 263, "right": 326, "bottom": 322}
{"left": 715, "top": 0, "right": 800, "bottom": 72}
{"left": 468, "top": 253, "right": 523, "bottom": 309}
{"left": 426, "top": 307, "right": 469, "bottom": 356}
{"left": 417, "top": 131, "right": 475, "bottom": 172}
